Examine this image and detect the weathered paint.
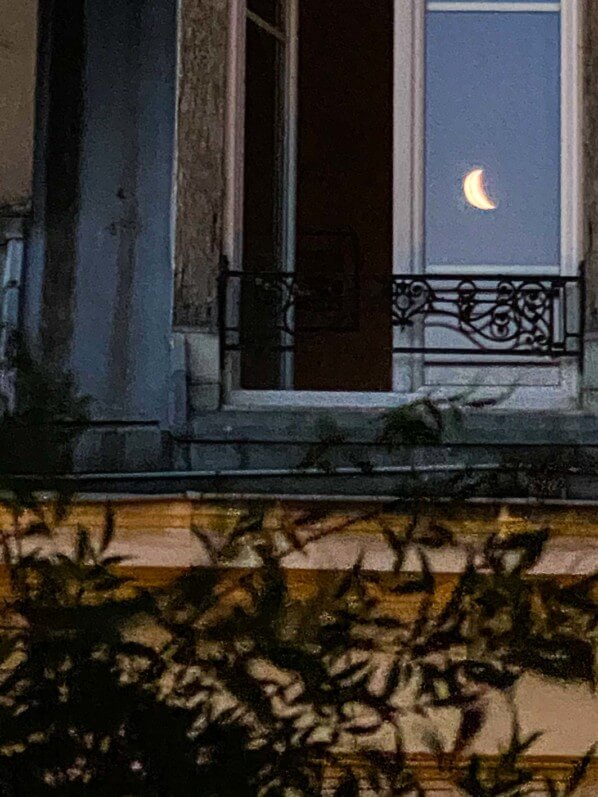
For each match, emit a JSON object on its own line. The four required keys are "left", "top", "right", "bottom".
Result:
{"left": 173, "top": 0, "right": 228, "bottom": 329}
{"left": 24, "top": 0, "right": 177, "bottom": 425}
{"left": 72, "top": 0, "right": 177, "bottom": 423}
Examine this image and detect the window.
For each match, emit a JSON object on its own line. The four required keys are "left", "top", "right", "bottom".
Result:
{"left": 425, "top": 8, "right": 561, "bottom": 268}
{"left": 223, "top": 1, "right": 582, "bottom": 404}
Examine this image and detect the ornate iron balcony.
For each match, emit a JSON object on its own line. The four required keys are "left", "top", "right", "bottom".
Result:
{"left": 220, "top": 265, "right": 585, "bottom": 364}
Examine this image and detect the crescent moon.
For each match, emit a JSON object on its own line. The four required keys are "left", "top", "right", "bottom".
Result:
{"left": 463, "top": 168, "right": 497, "bottom": 211}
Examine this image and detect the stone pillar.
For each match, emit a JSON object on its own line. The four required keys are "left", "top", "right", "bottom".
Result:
{"left": 0, "top": 0, "right": 37, "bottom": 214}
{"left": 174, "top": 0, "right": 228, "bottom": 329}
{"left": 173, "top": 0, "right": 229, "bottom": 413}
{"left": 0, "top": 217, "right": 26, "bottom": 412}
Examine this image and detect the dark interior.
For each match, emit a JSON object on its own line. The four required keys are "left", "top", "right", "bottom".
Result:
{"left": 242, "top": 14, "right": 285, "bottom": 389}
{"left": 294, "top": 0, "right": 393, "bottom": 391}
{"left": 242, "top": 0, "right": 393, "bottom": 390}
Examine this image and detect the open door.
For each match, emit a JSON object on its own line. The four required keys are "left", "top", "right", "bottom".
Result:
{"left": 239, "top": 0, "right": 394, "bottom": 392}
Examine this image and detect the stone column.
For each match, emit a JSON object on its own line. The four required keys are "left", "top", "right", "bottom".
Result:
{"left": 173, "top": 0, "right": 229, "bottom": 412}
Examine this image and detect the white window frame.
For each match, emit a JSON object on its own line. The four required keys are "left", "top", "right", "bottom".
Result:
{"left": 223, "top": 0, "right": 583, "bottom": 410}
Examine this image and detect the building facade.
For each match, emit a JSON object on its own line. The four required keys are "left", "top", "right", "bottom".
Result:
{"left": 1, "top": 1, "right": 598, "bottom": 465}
{"left": 0, "top": 0, "right": 597, "bottom": 788}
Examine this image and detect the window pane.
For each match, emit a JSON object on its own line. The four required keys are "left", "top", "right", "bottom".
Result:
{"left": 247, "top": 0, "right": 281, "bottom": 27}
{"left": 425, "top": 11, "right": 560, "bottom": 267}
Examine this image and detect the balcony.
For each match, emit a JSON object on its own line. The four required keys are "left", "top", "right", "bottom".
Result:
{"left": 220, "top": 265, "right": 585, "bottom": 365}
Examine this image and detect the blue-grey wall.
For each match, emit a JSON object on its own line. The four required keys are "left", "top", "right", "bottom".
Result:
{"left": 24, "top": 0, "right": 177, "bottom": 425}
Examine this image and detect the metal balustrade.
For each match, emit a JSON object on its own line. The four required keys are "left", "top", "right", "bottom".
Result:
{"left": 220, "top": 263, "right": 585, "bottom": 365}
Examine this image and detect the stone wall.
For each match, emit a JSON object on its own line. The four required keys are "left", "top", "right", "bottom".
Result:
{"left": 0, "top": 0, "right": 37, "bottom": 212}
{"left": 174, "top": 0, "right": 229, "bottom": 329}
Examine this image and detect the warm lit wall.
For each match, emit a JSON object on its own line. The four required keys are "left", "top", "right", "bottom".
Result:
{"left": 0, "top": 0, "right": 37, "bottom": 211}
{"left": 0, "top": 496, "right": 596, "bottom": 768}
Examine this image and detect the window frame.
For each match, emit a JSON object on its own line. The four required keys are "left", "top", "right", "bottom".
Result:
{"left": 222, "top": 0, "right": 583, "bottom": 409}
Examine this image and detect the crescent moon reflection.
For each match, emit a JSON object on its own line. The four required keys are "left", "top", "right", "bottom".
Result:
{"left": 463, "top": 168, "right": 497, "bottom": 211}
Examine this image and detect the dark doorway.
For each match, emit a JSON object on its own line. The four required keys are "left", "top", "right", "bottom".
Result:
{"left": 240, "top": 0, "right": 393, "bottom": 391}
{"left": 294, "top": 0, "right": 393, "bottom": 391}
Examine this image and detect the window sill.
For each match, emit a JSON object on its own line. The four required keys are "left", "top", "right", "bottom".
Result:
{"left": 224, "top": 391, "right": 417, "bottom": 410}
{"left": 224, "top": 384, "right": 579, "bottom": 412}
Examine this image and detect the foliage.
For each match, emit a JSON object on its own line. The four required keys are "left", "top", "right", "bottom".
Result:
{"left": 0, "top": 361, "right": 594, "bottom": 793}
{"left": 377, "top": 398, "right": 449, "bottom": 449}
{"left": 0, "top": 508, "right": 594, "bottom": 796}
{"left": 503, "top": 447, "right": 598, "bottom": 500}
{"left": 293, "top": 391, "right": 598, "bottom": 503}
{"left": 0, "top": 348, "right": 90, "bottom": 514}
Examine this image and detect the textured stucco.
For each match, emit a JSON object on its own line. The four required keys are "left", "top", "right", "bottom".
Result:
{"left": 174, "top": 0, "right": 228, "bottom": 328}
{"left": 0, "top": 0, "right": 37, "bottom": 210}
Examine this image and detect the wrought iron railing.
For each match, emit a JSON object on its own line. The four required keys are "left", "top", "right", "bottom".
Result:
{"left": 220, "top": 264, "right": 585, "bottom": 364}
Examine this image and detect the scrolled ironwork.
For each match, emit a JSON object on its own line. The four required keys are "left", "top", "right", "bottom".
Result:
{"left": 220, "top": 265, "right": 584, "bottom": 363}
{"left": 447, "top": 278, "right": 556, "bottom": 352}
{"left": 392, "top": 278, "right": 436, "bottom": 328}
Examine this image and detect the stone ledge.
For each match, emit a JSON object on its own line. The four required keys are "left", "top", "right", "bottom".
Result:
{"left": 188, "top": 408, "right": 598, "bottom": 446}
{"left": 2, "top": 494, "right": 598, "bottom": 542}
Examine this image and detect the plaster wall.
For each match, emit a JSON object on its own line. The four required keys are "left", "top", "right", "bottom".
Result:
{"left": 23, "top": 0, "right": 177, "bottom": 428}
{"left": 0, "top": 0, "right": 37, "bottom": 211}
{"left": 71, "top": 0, "right": 177, "bottom": 424}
